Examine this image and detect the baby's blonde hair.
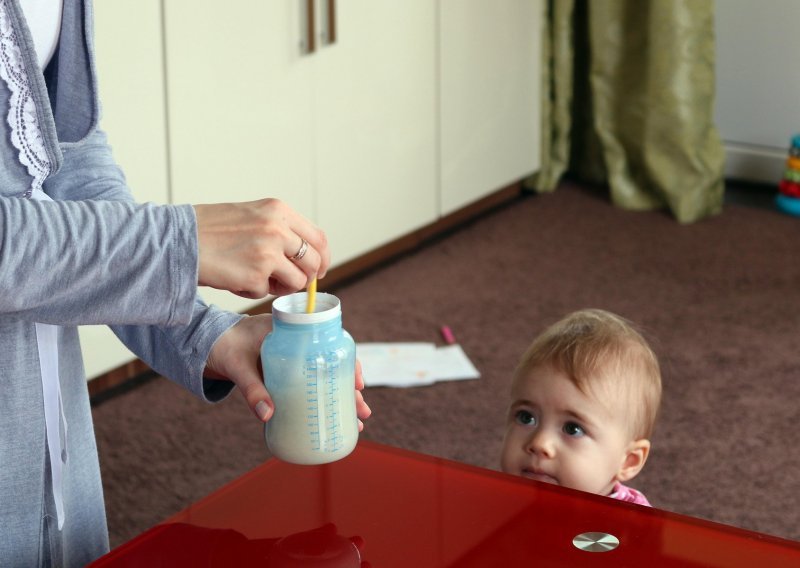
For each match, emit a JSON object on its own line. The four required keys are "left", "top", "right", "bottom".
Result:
{"left": 513, "top": 309, "right": 662, "bottom": 439}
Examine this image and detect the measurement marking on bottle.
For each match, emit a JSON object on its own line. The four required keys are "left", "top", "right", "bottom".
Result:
{"left": 301, "top": 347, "right": 350, "bottom": 453}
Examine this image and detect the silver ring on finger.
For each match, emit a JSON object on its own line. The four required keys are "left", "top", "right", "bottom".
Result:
{"left": 290, "top": 239, "right": 309, "bottom": 262}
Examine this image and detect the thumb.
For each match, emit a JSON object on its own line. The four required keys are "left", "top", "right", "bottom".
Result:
{"left": 235, "top": 371, "right": 274, "bottom": 423}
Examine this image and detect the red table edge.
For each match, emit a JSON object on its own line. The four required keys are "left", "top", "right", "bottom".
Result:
{"left": 90, "top": 440, "right": 800, "bottom": 564}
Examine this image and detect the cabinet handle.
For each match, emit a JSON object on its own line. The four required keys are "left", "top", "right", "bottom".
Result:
{"left": 320, "top": 0, "right": 336, "bottom": 46}
{"left": 299, "top": 0, "right": 315, "bottom": 55}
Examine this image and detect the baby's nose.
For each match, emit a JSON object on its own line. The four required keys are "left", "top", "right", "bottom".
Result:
{"left": 526, "top": 429, "right": 556, "bottom": 458}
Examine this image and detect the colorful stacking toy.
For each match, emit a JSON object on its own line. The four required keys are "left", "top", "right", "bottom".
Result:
{"left": 776, "top": 134, "right": 800, "bottom": 216}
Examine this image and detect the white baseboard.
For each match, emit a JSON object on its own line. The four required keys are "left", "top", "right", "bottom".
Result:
{"left": 723, "top": 142, "right": 786, "bottom": 184}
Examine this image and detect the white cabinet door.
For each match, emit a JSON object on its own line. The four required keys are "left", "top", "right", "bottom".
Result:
{"left": 314, "top": 1, "right": 438, "bottom": 264}
{"left": 84, "top": 1, "right": 539, "bottom": 380}
{"left": 85, "top": 0, "right": 171, "bottom": 378}
{"left": 163, "top": 1, "right": 317, "bottom": 313}
{"left": 93, "top": 0, "right": 170, "bottom": 205}
{"left": 163, "top": 1, "right": 437, "bottom": 271}
{"left": 439, "top": 0, "right": 542, "bottom": 214}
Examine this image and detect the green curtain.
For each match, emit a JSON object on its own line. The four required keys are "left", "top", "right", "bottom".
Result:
{"left": 527, "top": 0, "right": 725, "bottom": 224}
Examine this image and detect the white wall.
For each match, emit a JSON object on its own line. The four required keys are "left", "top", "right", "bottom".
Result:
{"left": 715, "top": 0, "right": 800, "bottom": 182}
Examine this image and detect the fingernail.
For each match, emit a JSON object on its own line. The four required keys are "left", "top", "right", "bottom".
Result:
{"left": 255, "top": 400, "right": 272, "bottom": 422}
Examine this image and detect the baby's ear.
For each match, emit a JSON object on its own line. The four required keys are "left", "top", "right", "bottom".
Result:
{"left": 616, "top": 439, "right": 651, "bottom": 482}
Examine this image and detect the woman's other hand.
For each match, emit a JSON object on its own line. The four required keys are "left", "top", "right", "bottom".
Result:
{"left": 206, "top": 315, "right": 372, "bottom": 430}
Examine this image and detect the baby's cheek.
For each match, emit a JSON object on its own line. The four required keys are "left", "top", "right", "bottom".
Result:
{"left": 499, "top": 440, "right": 516, "bottom": 473}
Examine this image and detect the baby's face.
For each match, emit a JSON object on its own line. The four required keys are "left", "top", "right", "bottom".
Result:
{"left": 500, "top": 365, "right": 635, "bottom": 497}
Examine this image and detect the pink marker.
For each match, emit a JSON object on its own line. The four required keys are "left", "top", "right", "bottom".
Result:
{"left": 440, "top": 325, "right": 456, "bottom": 345}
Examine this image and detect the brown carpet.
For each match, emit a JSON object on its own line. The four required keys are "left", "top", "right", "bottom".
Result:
{"left": 92, "top": 180, "right": 800, "bottom": 548}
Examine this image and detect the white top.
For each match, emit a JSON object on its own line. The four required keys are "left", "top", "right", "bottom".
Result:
{"left": 19, "top": 0, "right": 63, "bottom": 68}
{"left": 272, "top": 292, "right": 341, "bottom": 324}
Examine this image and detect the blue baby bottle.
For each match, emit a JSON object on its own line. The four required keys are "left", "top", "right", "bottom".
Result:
{"left": 261, "top": 292, "right": 358, "bottom": 465}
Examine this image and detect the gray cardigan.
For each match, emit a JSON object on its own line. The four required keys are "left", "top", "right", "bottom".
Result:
{"left": 0, "top": 0, "right": 242, "bottom": 565}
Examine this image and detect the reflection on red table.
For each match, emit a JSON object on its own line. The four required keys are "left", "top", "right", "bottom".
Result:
{"left": 91, "top": 440, "right": 800, "bottom": 567}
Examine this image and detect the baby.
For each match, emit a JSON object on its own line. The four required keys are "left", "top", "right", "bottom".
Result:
{"left": 500, "top": 309, "right": 662, "bottom": 505}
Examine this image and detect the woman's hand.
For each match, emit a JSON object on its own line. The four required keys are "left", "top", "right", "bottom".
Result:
{"left": 195, "top": 198, "right": 330, "bottom": 298}
{"left": 205, "top": 315, "right": 372, "bottom": 430}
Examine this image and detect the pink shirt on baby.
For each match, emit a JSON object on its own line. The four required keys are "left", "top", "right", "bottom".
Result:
{"left": 609, "top": 482, "right": 651, "bottom": 506}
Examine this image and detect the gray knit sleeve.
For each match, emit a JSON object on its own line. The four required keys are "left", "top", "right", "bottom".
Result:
{"left": 1, "top": 128, "right": 242, "bottom": 401}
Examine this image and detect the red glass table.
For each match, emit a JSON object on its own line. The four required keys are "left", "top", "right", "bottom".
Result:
{"left": 91, "top": 440, "right": 800, "bottom": 567}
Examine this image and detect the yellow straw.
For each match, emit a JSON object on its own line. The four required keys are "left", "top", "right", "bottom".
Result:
{"left": 306, "top": 278, "right": 317, "bottom": 313}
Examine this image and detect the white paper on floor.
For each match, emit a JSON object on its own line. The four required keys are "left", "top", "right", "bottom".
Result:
{"left": 357, "top": 342, "right": 480, "bottom": 387}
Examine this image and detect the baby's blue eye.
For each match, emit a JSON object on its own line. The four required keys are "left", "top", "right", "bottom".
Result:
{"left": 563, "top": 422, "right": 585, "bottom": 437}
{"left": 515, "top": 410, "right": 536, "bottom": 426}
